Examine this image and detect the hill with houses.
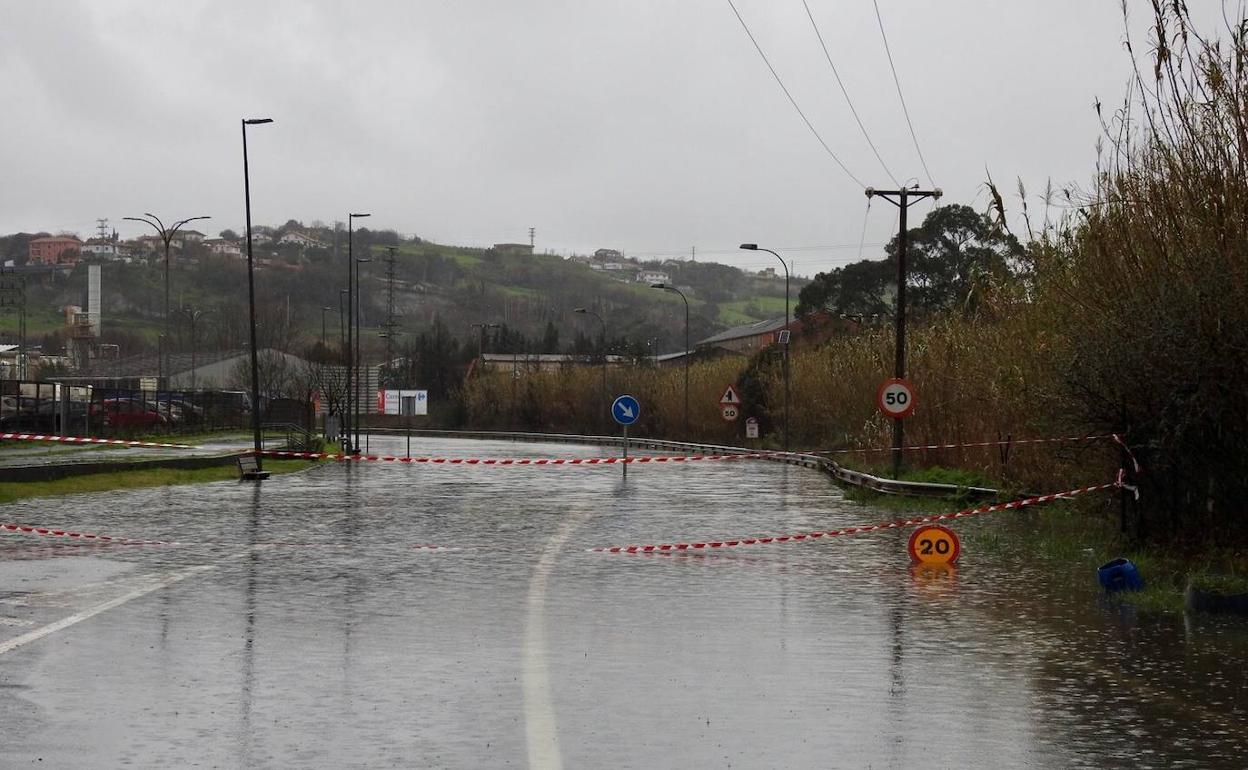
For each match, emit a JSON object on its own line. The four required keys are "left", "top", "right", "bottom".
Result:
{"left": 0, "top": 223, "right": 802, "bottom": 366}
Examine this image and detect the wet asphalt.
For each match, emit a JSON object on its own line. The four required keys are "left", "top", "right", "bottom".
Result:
{"left": 1, "top": 436, "right": 1246, "bottom": 768}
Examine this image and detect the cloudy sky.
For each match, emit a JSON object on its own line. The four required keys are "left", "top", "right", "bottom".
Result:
{"left": 0, "top": 1, "right": 1225, "bottom": 276}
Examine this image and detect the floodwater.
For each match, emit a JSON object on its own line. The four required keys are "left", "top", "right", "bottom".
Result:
{"left": 1, "top": 436, "right": 1245, "bottom": 768}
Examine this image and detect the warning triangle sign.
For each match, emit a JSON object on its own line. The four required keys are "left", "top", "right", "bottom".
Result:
{"left": 720, "top": 384, "right": 741, "bottom": 405}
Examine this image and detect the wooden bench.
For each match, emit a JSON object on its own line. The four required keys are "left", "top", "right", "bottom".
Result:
{"left": 237, "top": 453, "right": 271, "bottom": 480}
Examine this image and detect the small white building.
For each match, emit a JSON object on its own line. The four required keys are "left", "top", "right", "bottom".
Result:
{"left": 636, "top": 269, "right": 670, "bottom": 285}
{"left": 205, "top": 239, "right": 243, "bottom": 258}
{"left": 279, "top": 230, "right": 326, "bottom": 249}
{"left": 81, "top": 239, "right": 118, "bottom": 258}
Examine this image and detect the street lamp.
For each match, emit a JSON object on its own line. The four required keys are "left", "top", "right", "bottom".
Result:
{"left": 321, "top": 306, "right": 331, "bottom": 348}
{"left": 354, "top": 253, "right": 373, "bottom": 454}
{"left": 157, "top": 333, "right": 166, "bottom": 386}
{"left": 573, "top": 307, "right": 608, "bottom": 434}
{"left": 181, "top": 306, "right": 213, "bottom": 391}
{"left": 241, "top": 117, "right": 273, "bottom": 475}
{"left": 740, "top": 243, "right": 790, "bottom": 451}
{"left": 124, "top": 213, "right": 210, "bottom": 383}
{"left": 651, "top": 283, "right": 689, "bottom": 438}
{"left": 346, "top": 213, "right": 370, "bottom": 455}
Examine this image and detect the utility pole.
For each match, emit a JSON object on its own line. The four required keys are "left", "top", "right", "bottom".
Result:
{"left": 529, "top": 227, "right": 535, "bottom": 249}
{"left": 691, "top": 245, "right": 695, "bottom": 262}
{"left": 865, "top": 185, "right": 941, "bottom": 478}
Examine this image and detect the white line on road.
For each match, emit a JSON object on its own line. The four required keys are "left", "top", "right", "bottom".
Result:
{"left": 522, "top": 510, "right": 591, "bottom": 770}
{"left": 0, "top": 563, "right": 217, "bottom": 656}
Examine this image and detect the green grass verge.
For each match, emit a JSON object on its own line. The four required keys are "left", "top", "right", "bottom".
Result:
{"left": 0, "top": 458, "right": 315, "bottom": 504}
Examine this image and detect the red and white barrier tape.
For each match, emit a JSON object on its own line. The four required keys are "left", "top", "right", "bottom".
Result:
{"left": 809, "top": 433, "right": 1116, "bottom": 456}
{"left": 259, "top": 449, "right": 773, "bottom": 465}
{"left": 0, "top": 432, "right": 192, "bottom": 450}
{"left": 589, "top": 479, "right": 1122, "bottom": 554}
{"left": 0, "top": 522, "right": 176, "bottom": 546}
{"left": 0, "top": 522, "right": 457, "bottom": 551}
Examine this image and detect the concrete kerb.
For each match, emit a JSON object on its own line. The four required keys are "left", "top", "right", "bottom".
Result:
{"left": 366, "top": 428, "right": 998, "bottom": 500}
{"left": 1, "top": 451, "right": 260, "bottom": 483}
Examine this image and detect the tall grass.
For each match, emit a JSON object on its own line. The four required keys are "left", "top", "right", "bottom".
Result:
{"left": 461, "top": 6, "right": 1245, "bottom": 545}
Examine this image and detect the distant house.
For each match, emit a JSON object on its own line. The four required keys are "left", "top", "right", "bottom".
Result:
{"left": 181, "top": 230, "right": 206, "bottom": 243}
{"left": 636, "top": 269, "right": 669, "bottom": 285}
{"left": 476, "top": 353, "right": 629, "bottom": 375}
{"left": 602, "top": 262, "right": 625, "bottom": 271}
{"left": 205, "top": 239, "right": 243, "bottom": 258}
{"left": 81, "top": 239, "right": 119, "bottom": 259}
{"left": 759, "top": 267, "right": 777, "bottom": 278}
{"left": 695, "top": 311, "right": 847, "bottom": 355}
{"left": 28, "top": 236, "right": 82, "bottom": 266}
{"left": 594, "top": 248, "right": 623, "bottom": 260}
{"left": 279, "top": 230, "right": 326, "bottom": 249}
{"left": 493, "top": 243, "right": 534, "bottom": 256}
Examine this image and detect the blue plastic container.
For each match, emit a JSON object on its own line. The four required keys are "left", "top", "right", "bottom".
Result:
{"left": 1098, "top": 557, "right": 1145, "bottom": 592}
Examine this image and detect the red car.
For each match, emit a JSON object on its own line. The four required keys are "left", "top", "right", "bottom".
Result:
{"left": 92, "top": 399, "right": 169, "bottom": 430}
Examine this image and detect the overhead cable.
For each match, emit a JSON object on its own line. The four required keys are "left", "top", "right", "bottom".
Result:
{"left": 872, "top": 0, "right": 935, "bottom": 186}
{"left": 726, "top": 0, "right": 866, "bottom": 188}
{"left": 801, "top": 0, "right": 899, "bottom": 186}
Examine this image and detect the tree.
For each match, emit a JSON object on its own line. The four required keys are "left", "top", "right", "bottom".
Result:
{"left": 889, "top": 204, "right": 1022, "bottom": 316}
{"left": 795, "top": 204, "right": 1022, "bottom": 319}
{"left": 540, "top": 321, "right": 560, "bottom": 354}
{"left": 796, "top": 259, "right": 892, "bottom": 319}
{"left": 219, "top": 229, "right": 239, "bottom": 240}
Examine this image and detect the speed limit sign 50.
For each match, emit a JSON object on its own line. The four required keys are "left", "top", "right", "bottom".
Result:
{"left": 876, "top": 378, "right": 916, "bottom": 419}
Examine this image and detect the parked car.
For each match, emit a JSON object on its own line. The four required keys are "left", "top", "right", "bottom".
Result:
{"left": 91, "top": 399, "right": 168, "bottom": 431}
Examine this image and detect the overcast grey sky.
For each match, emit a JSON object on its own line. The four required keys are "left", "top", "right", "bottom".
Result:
{"left": 0, "top": 1, "right": 1221, "bottom": 276}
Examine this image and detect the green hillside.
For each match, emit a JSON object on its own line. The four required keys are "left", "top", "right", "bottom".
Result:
{"left": 0, "top": 227, "right": 801, "bottom": 361}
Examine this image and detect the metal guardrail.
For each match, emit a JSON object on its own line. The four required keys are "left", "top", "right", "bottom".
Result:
{"left": 261, "top": 422, "right": 314, "bottom": 451}
{"left": 365, "top": 428, "right": 999, "bottom": 500}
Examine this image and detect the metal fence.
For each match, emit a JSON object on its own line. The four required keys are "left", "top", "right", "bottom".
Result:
{"left": 0, "top": 380, "right": 314, "bottom": 438}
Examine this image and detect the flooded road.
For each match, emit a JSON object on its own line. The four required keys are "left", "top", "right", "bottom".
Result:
{"left": 2, "top": 436, "right": 1246, "bottom": 768}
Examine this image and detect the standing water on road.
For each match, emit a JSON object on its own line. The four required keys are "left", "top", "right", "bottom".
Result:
{"left": 2, "top": 437, "right": 1246, "bottom": 768}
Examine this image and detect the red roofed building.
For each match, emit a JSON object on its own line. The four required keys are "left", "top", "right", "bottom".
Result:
{"left": 28, "top": 236, "right": 83, "bottom": 266}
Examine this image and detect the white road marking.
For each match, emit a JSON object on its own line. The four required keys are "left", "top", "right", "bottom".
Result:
{"left": 522, "top": 511, "right": 590, "bottom": 770}
{"left": 0, "top": 563, "right": 216, "bottom": 656}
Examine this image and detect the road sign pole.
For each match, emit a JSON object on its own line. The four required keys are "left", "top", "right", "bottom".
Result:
{"left": 622, "top": 423, "right": 629, "bottom": 477}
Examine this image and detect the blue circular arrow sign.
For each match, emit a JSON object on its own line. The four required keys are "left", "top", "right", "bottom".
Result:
{"left": 611, "top": 394, "right": 640, "bottom": 426}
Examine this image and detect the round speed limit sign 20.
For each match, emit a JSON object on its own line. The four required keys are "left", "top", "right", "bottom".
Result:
{"left": 876, "top": 378, "right": 917, "bottom": 419}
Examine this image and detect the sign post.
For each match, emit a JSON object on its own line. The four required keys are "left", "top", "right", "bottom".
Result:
{"left": 719, "top": 384, "right": 741, "bottom": 424}
{"left": 745, "top": 416, "right": 759, "bottom": 439}
{"left": 380, "top": 389, "right": 427, "bottom": 459}
{"left": 876, "top": 378, "right": 917, "bottom": 477}
{"left": 612, "top": 394, "right": 640, "bottom": 474}
{"left": 907, "top": 524, "right": 961, "bottom": 565}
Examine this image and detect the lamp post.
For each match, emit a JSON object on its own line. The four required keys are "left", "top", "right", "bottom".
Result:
{"left": 650, "top": 283, "right": 689, "bottom": 438}
{"left": 321, "top": 306, "right": 331, "bottom": 348}
{"left": 739, "top": 244, "right": 790, "bottom": 451}
{"left": 573, "top": 307, "right": 608, "bottom": 433}
{"left": 124, "top": 213, "right": 210, "bottom": 384}
{"left": 346, "top": 213, "right": 370, "bottom": 455}
{"left": 241, "top": 117, "right": 273, "bottom": 475}
{"left": 353, "top": 251, "right": 372, "bottom": 455}
{"left": 181, "top": 307, "right": 212, "bottom": 391}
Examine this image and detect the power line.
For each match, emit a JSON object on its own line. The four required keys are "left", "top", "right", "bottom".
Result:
{"left": 801, "top": 0, "right": 899, "bottom": 186}
{"left": 872, "top": 0, "right": 935, "bottom": 186}
{"left": 726, "top": 0, "right": 866, "bottom": 188}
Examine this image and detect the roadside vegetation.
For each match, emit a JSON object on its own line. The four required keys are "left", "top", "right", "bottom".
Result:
{"left": 462, "top": 7, "right": 1248, "bottom": 570}
{"left": 0, "top": 458, "right": 315, "bottom": 504}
